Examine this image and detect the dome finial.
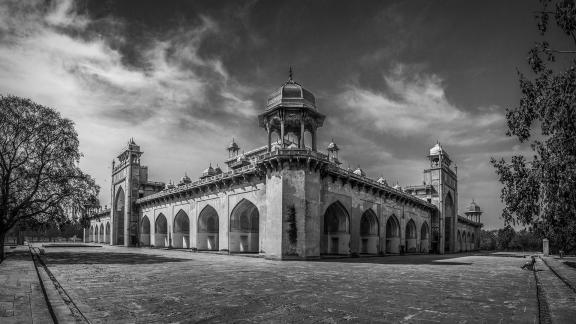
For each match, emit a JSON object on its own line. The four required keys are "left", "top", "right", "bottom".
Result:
{"left": 289, "top": 66, "right": 293, "bottom": 82}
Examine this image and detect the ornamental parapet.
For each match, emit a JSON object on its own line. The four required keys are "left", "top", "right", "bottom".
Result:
{"left": 323, "top": 164, "right": 437, "bottom": 210}
{"left": 458, "top": 215, "right": 483, "bottom": 227}
{"left": 136, "top": 164, "right": 260, "bottom": 206}
{"left": 88, "top": 208, "right": 111, "bottom": 220}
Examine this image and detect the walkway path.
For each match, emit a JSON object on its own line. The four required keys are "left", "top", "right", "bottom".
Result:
{"left": 0, "top": 246, "right": 53, "bottom": 324}
{"left": 535, "top": 256, "right": 576, "bottom": 324}
{"left": 43, "top": 247, "right": 538, "bottom": 323}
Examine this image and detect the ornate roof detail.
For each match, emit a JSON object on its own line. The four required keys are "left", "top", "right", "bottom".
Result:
{"left": 467, "top": 200, "right": 482, "bottom": 212}
{"left": 214, "top": 165, "right": 223, "bottom": 174}
{"left": 265, "top": 68, "right": 317, "bottom": 111}
{"left": 165, "top": 180, "right": 175, "bottom": 189}
{"left": 393, "top": 182, "right": 402, "bottom": 191}
{"left": 429, "top": 142, "right": 445, "bottom": 155}
{"left": 353, "top": 166, "right": 366, "bottom": 176}
{"left": 227, "top": 138, "right": 239, "bottom": 151}
{"left": 179, "top": 173, "right": 191, "bottom": 185}
{"left": 327, "top": 139, "right": 340, "bottom": 152}
{"left": 377, "top": 176, "right": 388, "bottom": 185}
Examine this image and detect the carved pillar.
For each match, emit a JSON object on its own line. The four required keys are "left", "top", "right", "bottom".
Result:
{"left": 267, "top": 122, "right": 272, "bottom": 152}
{"left": 311, "top": 129, "right": 317, "bottom": 151}
{"left": 280, "top": 119, "right": 285, "bottom": 148}
{"left": 300, "top": 119, "right": 305, "bottom": 149}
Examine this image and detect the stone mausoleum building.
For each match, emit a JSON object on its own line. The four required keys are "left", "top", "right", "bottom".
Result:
{"left": 86, "top": 72, "right": 482, "bottom": 259}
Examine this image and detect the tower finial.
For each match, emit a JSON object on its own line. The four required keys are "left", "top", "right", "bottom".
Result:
{"left": 289, "top": 66, "right": 293, "bottom": 81}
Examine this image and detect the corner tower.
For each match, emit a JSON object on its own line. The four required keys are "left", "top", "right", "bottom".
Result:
{"left": 425, "top": 143, "right": 458, "bottom": 254}
{"left": 111, "top": 138, "right": 143, "bottom": 246}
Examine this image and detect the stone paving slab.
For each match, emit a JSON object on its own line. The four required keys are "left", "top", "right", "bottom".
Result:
{"left": 42, "top": 247, "right": 539, "bottom": 323}
{"left": 0, "top": 246, "right": 53, "bottom": 324}
{"left": 543, "top": 256, "right": 576, "bottom": 293}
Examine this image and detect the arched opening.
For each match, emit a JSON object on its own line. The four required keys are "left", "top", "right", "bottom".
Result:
{"left": 360, "top": 209, "right": 379, "bottom": 254}
{"left": 230, "top": 199, "right": 259, "bottom": 253}
{"left": 420, "top": 222, "right": 430, "bottom": 253}
{"left": 444, "top": 192, "right": 455, "bottom": 252}
{"left": 385, "top": 215, "right": 400, "bottom": 254}
{"left": 462, "top": 232, "right": 467, "bottom": 252}
{"left": 140, "top": 216, "right": 150, "bottom": 246}
{"left": 457, "top": 231, "right": 462, "bottom": 252}
{"left": 105, "top": 222, "right": 110, "bottom": 244}
{"left": 173, "top": 210, "right": 190, "bottom": 248}
{"left": 467, "top": 232, "right": 472, "bottom": 251}
{"left": 100, "top": 223, "right": 104, "bottom": 243}
{"left": 471, "top": 233, "right": 475, "bottom": 251}
{"left": 321, "top": 201, "right": 350, "bottom": 255}
{"left": 154, "top": 214, "right": 168, "bottom": 247}
{"left": 89, "top": 225, "right": 94, "bottom": 242}
{"left": 95, "top": 225, "right": 99, "bottom": 243}
{"left": 198, "top": 205, "right": 219, "bottom": 251}
{"left": 114, "top": 187, "right": 125, "bottom": 245}
{"left": 405, "top": 220, "right": 417, "bottom": 253}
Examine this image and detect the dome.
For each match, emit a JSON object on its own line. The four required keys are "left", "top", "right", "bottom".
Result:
{"left": 214, "top": 165, "right": 223, "bottom": 174}
{"left": 266, "top": 73, "right": 316, "bottom": 110}
{"left": 467, "top": 200, "right": 482, "bottom": 212}
{"left": 429, "top": 143, "right": 444, "bottom": 155}
{"left": 353, "top": 166, "right": 366, "bottom": 176}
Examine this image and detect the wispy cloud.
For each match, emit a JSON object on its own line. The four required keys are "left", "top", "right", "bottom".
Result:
{"left": 337, "top": 64, "right": 505, "bottom": 147}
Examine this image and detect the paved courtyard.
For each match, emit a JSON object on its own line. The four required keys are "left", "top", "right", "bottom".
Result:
{"left": 42, "top": 246, "right": 538, "bottom": 323}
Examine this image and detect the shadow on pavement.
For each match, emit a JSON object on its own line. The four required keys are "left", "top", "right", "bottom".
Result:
{"left": 314, "top": 254, "right": 474, "bottom": 265}
{"left": 45, "top": 251, "right": 190, "bottom": 265}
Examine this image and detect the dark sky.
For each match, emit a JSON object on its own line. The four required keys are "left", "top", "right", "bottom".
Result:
{"left": 0, "top": 0, "right": 564, "bottom": 229}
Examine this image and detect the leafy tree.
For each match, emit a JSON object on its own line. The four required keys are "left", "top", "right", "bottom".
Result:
{"left": 479, "top": 229, "right": 498, "bottom": 250}
{"left": 491, "top": 0, "right": 576, "bottom": 254}
{"left": 0, "top": 95, "right": 99, "bottom": 261}
{"left": 496, "top": 226, "right": 516, "bottom": 250}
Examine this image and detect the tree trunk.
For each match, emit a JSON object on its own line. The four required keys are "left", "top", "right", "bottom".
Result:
{"left": 0, "top": 232, "right": 5, "bottom": 262}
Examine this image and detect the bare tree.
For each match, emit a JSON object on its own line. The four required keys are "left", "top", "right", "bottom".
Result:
{"left": 0, "top": 95, "right": 99, "bottom": 261}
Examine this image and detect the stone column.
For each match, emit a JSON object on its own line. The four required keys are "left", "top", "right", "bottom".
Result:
{"left": 300, "top": 120, "right": 305, "bottom": 149}
{"left": 267, "top": 124, "right": 272, "bottom": 152}
{"left": 543, "top": 238, "right": 549, "bottom": 256}
{"left": 280, "top": 120, "right": 285, "bottom": 148}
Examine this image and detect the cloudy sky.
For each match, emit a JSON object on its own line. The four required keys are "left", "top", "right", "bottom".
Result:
{"left": 0, "top": 0, "right": 559, "bottom": 229}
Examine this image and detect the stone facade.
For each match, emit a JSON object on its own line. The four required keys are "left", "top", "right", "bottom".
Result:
{"left": 86, "top": 73, "right": 482, "bottom": 259}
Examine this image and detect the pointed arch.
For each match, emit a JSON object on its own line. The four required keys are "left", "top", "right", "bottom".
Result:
{"left": 105, "top": 222, "right": 111, "bottom": 244}
{"left": 198, "top": 205, "right": 219, "bottom": 251}
{"left": 100, "top": 223, "right": 104, "bottom": 243}
{"left": 230, "top": 199, "right": 259, "bottom": 253}
{"left": 173, "top": 210, "right": 190, "bottom": 248}
{"left": 405, "top": 219, "right": 417, "bottom": 253}
{"left": 457, "top": 231, "right": 462, "bottom": 252}
{"left": 140, "top": 216, "right": 151, "bottom": 246}
{"left": 154, "top": 213, "right": 168, "bottom": 247}
{"left": 360, "top": 209, "right": 379, "bottom": 254}
{"left": 444, "top": 192, "right": 455, "bottom": 252}
{"left": 385, "top": 215, "right": 400, "bottom": 254}
{"left": 471, "top": 233, "right": 475, "bottom": 250}
{"left": 114, "top": 186, "right": 125, "bottom": 245}
{"left": 321, "top": 201, "right": 350, "bottom": 255}
{"left": 420, "top": 222, "right": 430, "bottom": 253}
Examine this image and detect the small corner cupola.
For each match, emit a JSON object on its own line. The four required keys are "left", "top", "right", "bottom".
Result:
{"left": 353, "top": 165, "right": 366, "bottom": 177}
{"left": 393, "top": 181, "right": 402, "bottom": 191}
{"left": 464, "top": 199, "right": 483, "bottom": 223}
{"left": 200, "top": 163, "right": 215, "bottom": 179}
{"left": 227, "top": 138, "right": 240, "bottom": 158}
{"left": 428, "top": 140, "right": 451, "bottom": 167}
{"left": 327, "top": 138, "right": 341, "bottom": 165}
{"left": 377, "top": 176, "right": 388, "bottom": 186}
{"left": 179, "top": 173, "right": 191, "bottom": 185}
{"left": 258, "top": 67, "right": 326, "bottom": 152}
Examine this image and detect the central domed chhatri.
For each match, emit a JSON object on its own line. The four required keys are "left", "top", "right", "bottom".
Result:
{"left": 258, "top": 68, "right": 325, "bottom": 152}
{"left": 266, "top": 69, "right": 317, "bottom": 110}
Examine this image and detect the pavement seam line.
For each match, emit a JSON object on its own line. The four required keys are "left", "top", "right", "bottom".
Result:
{"left": 32, "top": 247, "right": 92, "bottom": 324}
{"left": 29, "top": 247, "right": 57, "bottom": 324}
{"left": 541, "top": 257, "right": 576, "bottom": 295}
{"left": 533, "top": 258, "right": 552, "bottom": 324}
